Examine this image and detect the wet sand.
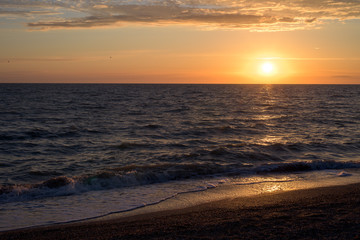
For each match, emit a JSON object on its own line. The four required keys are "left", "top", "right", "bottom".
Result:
{"left": 1, "top": 183, "right": 360, "bottom": 240}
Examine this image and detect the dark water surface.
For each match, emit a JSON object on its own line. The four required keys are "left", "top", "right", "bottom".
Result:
{"left": 1, "top": 84, "right": 360, "bottom": 230}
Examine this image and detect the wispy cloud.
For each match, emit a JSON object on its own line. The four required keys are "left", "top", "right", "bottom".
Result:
{"left": 1, "top": 0, "right": 360, "bottom": 31}
{"left": 331, "top": 74, "right": 360, "bottom": 79}
{"left": 0, "top": 10, "right": 56, "bottom": 17}
{"left": 1, "top": 57, "right": 75, "bottom": 62}
{"left": 257, "top": 57, "right": 360, "bottom": 61}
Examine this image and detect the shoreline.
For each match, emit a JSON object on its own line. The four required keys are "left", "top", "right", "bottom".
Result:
{"left": 1, "top": 183, "right": 360, "bottom": 239}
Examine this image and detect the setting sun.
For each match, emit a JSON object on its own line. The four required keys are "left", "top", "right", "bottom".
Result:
{"left": 259, "top": 62, "right": 277, "bottom": 76}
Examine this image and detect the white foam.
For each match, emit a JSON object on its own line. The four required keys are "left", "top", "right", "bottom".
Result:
{"left": 96, "top": 169, "right": 360, "bottom": 222}
{"left": 2, "top": 169, "right": 360, "bottom": 232}
{"left": 337, "top": 171, "right": 352, "bottom": 177}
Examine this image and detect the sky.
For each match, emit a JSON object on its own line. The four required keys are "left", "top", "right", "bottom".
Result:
{"left": 1, "top": 0, "right": 360, "bottom": 84}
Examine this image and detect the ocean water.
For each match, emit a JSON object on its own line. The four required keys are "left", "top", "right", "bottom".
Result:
{"left": 1, "top": 84, "right": 360, "bottom": 230}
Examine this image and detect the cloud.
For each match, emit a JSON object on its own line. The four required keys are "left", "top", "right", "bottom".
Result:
{"left": 1, "top": 0, "right": 360, "bottom": 31}
{"left": 0, "top": 10, "right": 56, "bottom": 17}
{"left": 332, "top": 75, "right": 358, "bottom": 79}
{"left": 1, "top": 57, "right": 75, "bottom": 62}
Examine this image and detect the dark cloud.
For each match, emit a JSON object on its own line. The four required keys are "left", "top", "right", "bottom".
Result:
{"left": 1, "top": 0, "right": 360, "bottom": 31}
{"left": 305, "top": 18, "right": 317, "bottom": 23}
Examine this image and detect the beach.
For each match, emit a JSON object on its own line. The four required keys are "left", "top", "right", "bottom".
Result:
{"left": 1, "top": 183, "right": 359, "bottom": 240}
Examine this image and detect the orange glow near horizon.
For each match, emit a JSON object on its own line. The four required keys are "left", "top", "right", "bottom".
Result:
{"left": 2, "top": 48, "right": 359, "bottom": 84}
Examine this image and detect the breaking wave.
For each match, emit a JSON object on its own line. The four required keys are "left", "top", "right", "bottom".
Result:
{"left": 1, "top": 160, "right": 360, "bottom": 204}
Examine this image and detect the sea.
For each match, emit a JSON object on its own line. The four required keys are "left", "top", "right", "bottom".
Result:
{"left": 1, "top": 84, "right": 360, "bottom": 231}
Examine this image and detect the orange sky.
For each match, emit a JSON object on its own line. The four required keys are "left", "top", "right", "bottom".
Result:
{"left": 1, "top": 1, "right": 360, "bottom": 84}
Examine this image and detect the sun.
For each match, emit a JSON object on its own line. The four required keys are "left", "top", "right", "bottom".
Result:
{"left": 259, "top": 62, "right": 277, "bottom": 76}
{"left": 238, "top": 54, "right": 294, "bottom": 83}
{"left": 261, "top": 62, "right": 274, "bottom": 74}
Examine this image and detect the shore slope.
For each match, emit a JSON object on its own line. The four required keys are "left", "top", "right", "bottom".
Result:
{"left": 1, "top": 183, "right": 360, "bottom": 240}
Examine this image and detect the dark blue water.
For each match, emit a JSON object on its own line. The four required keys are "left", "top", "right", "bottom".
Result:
{"left": 1, "top": 84, "right": 360, "bottom": 230}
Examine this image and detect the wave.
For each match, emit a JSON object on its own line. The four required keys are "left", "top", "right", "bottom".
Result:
{"left": 0, "top": 163, "right": 232, "bottom": 204}
{"left": 142, "top": 124, "right": 162, "bottom": 129}
{"left": 1, "top": 160, "right": 360, "bottom": 204}
{"left": 113, "top": 142, "right": 149, "bottom": 150}
{"left": 256, "top": 160, "right": 360, "bottom": 173}
{"left": 0, "top": 126, "right": 102, "bottom": 141}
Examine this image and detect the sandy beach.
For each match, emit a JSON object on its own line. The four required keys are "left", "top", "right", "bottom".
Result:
{"left": 1, "top": 183, "right": 360, "bottom": 240}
